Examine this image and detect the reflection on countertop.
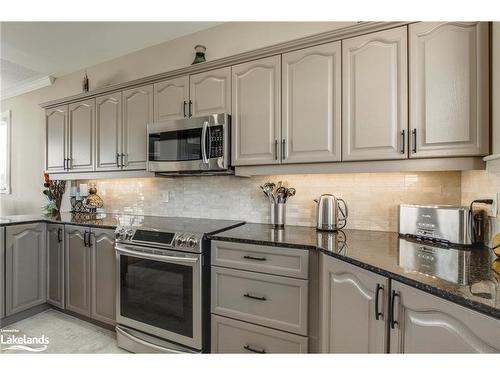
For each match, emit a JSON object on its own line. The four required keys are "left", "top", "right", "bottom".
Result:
{"left": 209, "top": 223, "right": 500, "bottom": 320}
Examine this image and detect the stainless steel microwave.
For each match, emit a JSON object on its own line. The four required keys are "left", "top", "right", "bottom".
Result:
{"left": 147, "top": 113, "right": 231, "bottom": 175}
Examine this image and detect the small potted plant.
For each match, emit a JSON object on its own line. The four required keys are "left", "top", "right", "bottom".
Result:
{"left": 42, "top": 173, "right": 66, "bottom": 217}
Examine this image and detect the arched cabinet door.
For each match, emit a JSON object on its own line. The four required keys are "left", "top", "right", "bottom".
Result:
{"left": 154, "top": 76, "right": 189, "bottom": 121}
{"left": 122, "top": 84, "right": 153, "bottom": 170}
{"left": 282, "top": 41, "right": 342, "bottom": 164}
{"left": 190, "top": 67, "right": 231, "bottom": 117}
{"left": 390, "top": 281, "right": 500, "bottom": 353}
{"left": 45, "top": 105, "right": 68, "bottom": 172}
{"left": 232, "top": 55, "right": 281, "bottom": 166}
{"left": 319, "top": 254, "right": 388, "bottom": 353}
{"left": 409, "top": 22, "right": 489, "bottom": 158}
{"left": 68, "top": 99, "right": 95, "bottom": 172}
{"left": 96, "top": 92, "right": 122, "bottom": 171}
{"left": 342, "top": 26, "right": 408, "bottom": 161}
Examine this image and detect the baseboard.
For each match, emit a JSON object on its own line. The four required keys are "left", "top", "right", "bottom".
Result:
{"left": 0, "top": 303, "right": 51, "bottom": 328}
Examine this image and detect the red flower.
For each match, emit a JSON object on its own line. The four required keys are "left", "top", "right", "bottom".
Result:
{"left": 44, "top": 173, "right": 50, "bottom": 183}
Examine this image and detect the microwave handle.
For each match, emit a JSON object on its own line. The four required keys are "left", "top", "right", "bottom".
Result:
{"left": 201, "top": 120, "right": 210, "bottom": 164}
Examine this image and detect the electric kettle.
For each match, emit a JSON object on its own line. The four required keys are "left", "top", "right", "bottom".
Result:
{"left": 314, "top": 194, "right": 348, "bottom": 231}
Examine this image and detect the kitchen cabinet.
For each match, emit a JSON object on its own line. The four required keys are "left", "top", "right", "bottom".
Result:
{"left": 389, "top": 280, "right": 500, "bottom": 353}
{"left": 90, "top": 227, "right": 116, "bottom": 325}
{"left": 65, "top": 225, "right": 91, "bottom": 317}
{"left": 5, "top": 223, "right": 46, "bottom": 316}
{"left": 319, "top": 254, "right": 388, "bottom": 353}
{"left": 282, "top": 42, "right": 342, "bottom": 163}
{"left": 190, "top": 67, "right": 231, "bottom": 117}
{"left": 68, "top": 99, "right": 95, "bottom": 172}
{"left": 95, "top": 92, "right": 122, "bottom": 171}
{"left": 342, "top": 26, "right": 408, "bottom": 161}
{"left": 46, "top": 224, "right": 64, "bottom": 309}
{"left": 409, "top": 22, "right": 489, "bottom": 158}
{"left": 45, "top": 105, "right": 68, "bottom": 173}
{"left": 0, "top": 228, "right": 5, "bottom": 319}
{"left": 232, "top": 55, "right": 281, "bottom": 166}
{"left": 122, "top": 84, "right": 154, "bottom": 170}
{"left": 154, "top": 76, "right": 189, "bottom": 121}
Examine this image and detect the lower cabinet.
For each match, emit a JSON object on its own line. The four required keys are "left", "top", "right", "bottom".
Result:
{"left": 47, "top": 224, "right": 65, "bottom": 308}
{"left": 319, "top": 254, "right": 388, "bottom": 353}
{"left": 5, "top": 223, "right": 47, "bottom": 316}
{"left": 390, "top": 281, "right": 500, "bottom": 353}
{"left": 65, "top": 225, "right": 116, "bottom": 325}
{"left": 319, "top": 253, "right": 500, "bottom": 353}
{"left": 212, "top": 314, "right": 308, "bottom": 354}
{"left": 0, "top": 227, "right": 5, "bottom": 319}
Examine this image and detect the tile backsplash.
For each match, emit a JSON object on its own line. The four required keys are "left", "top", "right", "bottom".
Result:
{"left": 69, "top": 171, "right": 462, "bottom": 232}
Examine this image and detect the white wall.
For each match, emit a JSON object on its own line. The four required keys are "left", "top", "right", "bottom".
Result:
{"left": 0, "top": 22, "right": 355, "bottom": 216}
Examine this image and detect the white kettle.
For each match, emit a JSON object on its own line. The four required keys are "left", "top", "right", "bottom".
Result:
{"left": 313, "top": 194, "right": 348, "bottom": 231}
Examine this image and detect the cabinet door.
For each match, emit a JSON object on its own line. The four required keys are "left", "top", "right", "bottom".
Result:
{"left": 90, "top": 228, "right": 116, "bottom": 325}
{"left": 5, "top": 223, "right": 46, "bottom": 316}
{"left": 68, "top": 99, "right": 95, "bottom": 171}
{"left": 122, "top": 84, "right": 153, "bottom": 170}
{"left": 343, "top": 26, "right": 408, "bottom": 161}
{"left": 45, "top": 105, "right": 67, "bottom": 172}
{"left": 232, "top": 56, "right": 281, "bottom": 166}
{"left": 409, "top": 22, "right": 489, "bottom": 158}
{"left": 0, "top": 228, "right": 4, "bottom": 319}
{"left": 46, "top": 224, "right": 64, "bottom": 309}
{"left": 65, "top": 225, "right": 91, "bottom": 317}
{"left": 319, "top": 254, "right": 387, "bottom": 353}
{"left": 190, "top": 67, "right": 231, "bottom": 117}
{"left": 390, "top": 281, "right": 500, "bottom": 353}
{"left": 96, "top": 92, "right": 122, "bottom": 171}
{"left": 154, "top": 76, "right": 189, "bottom": 121}
{"left": 282, "top": 42, "right": 341, "bottom": 163}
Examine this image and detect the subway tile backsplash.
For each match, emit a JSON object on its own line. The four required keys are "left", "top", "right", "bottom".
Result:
{"left": 71, "top": 171, "right": 462, "bottom": 232}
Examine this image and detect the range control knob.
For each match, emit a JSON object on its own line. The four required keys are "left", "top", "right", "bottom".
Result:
{"left": 175, "top": 235, "right": 186, "bottom": 247}
{"left": 187, "top": 236, "right": 198, "bottom": 248}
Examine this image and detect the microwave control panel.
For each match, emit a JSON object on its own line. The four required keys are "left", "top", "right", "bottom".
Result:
{"left": 209, "top": 126, "right": 224, "bottom": 158}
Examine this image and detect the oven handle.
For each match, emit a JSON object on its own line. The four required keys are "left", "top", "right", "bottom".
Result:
{"left": 116, "top": 326, "right": 191, "bottom": 354}
{"left": 115, "top": 245, "right": 199, "bottom": 265}
{"left": 201, "top": 120, "right": 209, "bottom": 164}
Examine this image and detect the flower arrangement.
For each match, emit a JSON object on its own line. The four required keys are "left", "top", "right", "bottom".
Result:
{"left": 42, "top": 173, "right": 66, "bottom": 216}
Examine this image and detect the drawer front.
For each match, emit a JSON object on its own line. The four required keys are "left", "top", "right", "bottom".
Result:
{"left": 211, "top": 240, "right": 309, "bottom": 279}
{"left": 212, "top": 266, "right": 308, "bottom": 335}
{"left": 211, "top": 314, "right": 308, "bottom": 353}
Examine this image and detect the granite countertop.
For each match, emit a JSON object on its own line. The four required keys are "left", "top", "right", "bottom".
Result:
{"left": 209, "top": 223, "right": 500, "bottom": 320}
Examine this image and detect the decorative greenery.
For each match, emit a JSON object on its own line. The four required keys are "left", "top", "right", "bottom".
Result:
{"left": 42, "top": 173, "right": 66, "bottom": 216}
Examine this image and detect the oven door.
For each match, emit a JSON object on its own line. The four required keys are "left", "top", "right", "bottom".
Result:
{"left": 115, "top": 244, "right": 202, "bottom": 350}
{"left": 147, "top": 113, "right": 229, "bottom": 173}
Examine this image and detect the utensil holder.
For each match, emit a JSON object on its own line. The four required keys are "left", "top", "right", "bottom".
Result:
{"left": 270, "top": 203, "right": 286, "bottom": 228}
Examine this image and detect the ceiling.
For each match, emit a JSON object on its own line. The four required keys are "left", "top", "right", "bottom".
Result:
{"left": 0, "top": 22, "right": 222, "bottom": 97}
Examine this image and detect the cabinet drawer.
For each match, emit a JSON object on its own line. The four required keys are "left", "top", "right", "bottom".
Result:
{"left": 211, "top": 314, "right": 308, "bottom": 353}
{"left": 211, "top": 266, "right": 308, "bottom": 335}
{"left": 211, "top": 240, "right": 309, "bottom": 279}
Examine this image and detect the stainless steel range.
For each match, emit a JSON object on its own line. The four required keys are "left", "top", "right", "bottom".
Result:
{"left": 114, "top": 217, "right": 244, "bottom": 353}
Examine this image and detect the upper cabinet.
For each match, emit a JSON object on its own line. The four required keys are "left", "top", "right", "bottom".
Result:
{"left": 68, "top": 99, "right": 95, "bottom": 172}
{"left": 282, "top": 42, "right": 342, "bottom": 164}
{"left": 95, "top": 92, "right": 122, "bottom": 171}
{"left": 46, "top": 105, "right": 68, "bottom": 173}
{"left": 232, "top": 56, "right": 282, "bottom": 166}
{"left": 154, "top": 76, "right": 189, "bottom": 121}
{"left": 409, "top": 22, "right": 489, "bottom": 158}
{"left": 342, "top": 26, "right": 408, "bottom": 161}
{"left": 190, "top": 67, "right": 231, "bottom": 117}
{"left": 122, "top": 84, "right": 154, "bottom": 170}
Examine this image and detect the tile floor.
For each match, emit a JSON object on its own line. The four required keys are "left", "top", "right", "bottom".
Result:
{"left": 0, "top": 309, "right": 127, "bottom": 354}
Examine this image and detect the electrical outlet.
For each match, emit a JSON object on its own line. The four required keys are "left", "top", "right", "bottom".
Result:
{"left": 161, "top": 191, "right": 170, "bottom": 203}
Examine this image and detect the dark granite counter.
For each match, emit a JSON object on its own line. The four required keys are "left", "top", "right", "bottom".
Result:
{"left": 0, "top": 213, "right": 244, "bottom": 235}
{"left": 209, "top": 223, "right": 500, "bottom": 320}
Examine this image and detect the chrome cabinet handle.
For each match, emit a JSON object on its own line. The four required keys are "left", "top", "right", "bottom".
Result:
{"left": 183, "top": 100, "right": 187, "bottom": 118}
{"left": 412, "top": 129, "right": 417, "bottom": 154}
{"left": 375, "top": 284, "right": 384, "bottom": 320}
{"left": 243, "top": 344, "right": 266, "bottom": 354}
{"left": 274, "top": 140, "right": 278, "bottom": 160}
{"left": 67, "top": 158, "right": 72, "bottom": 170}
{"left": 282, "top": 139, "right": 286, "bottom": 160}
{"left": 243, "top": 293, "right": 267, "bottom": 301}
{"left": 390, "top": 290, "right": 400, "bottom": 329}
{"left": 63, "top": 158, "right": 67, "bottom": 170}
{"left": 400, "top": 130, "right": 405, "bottom": 154}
